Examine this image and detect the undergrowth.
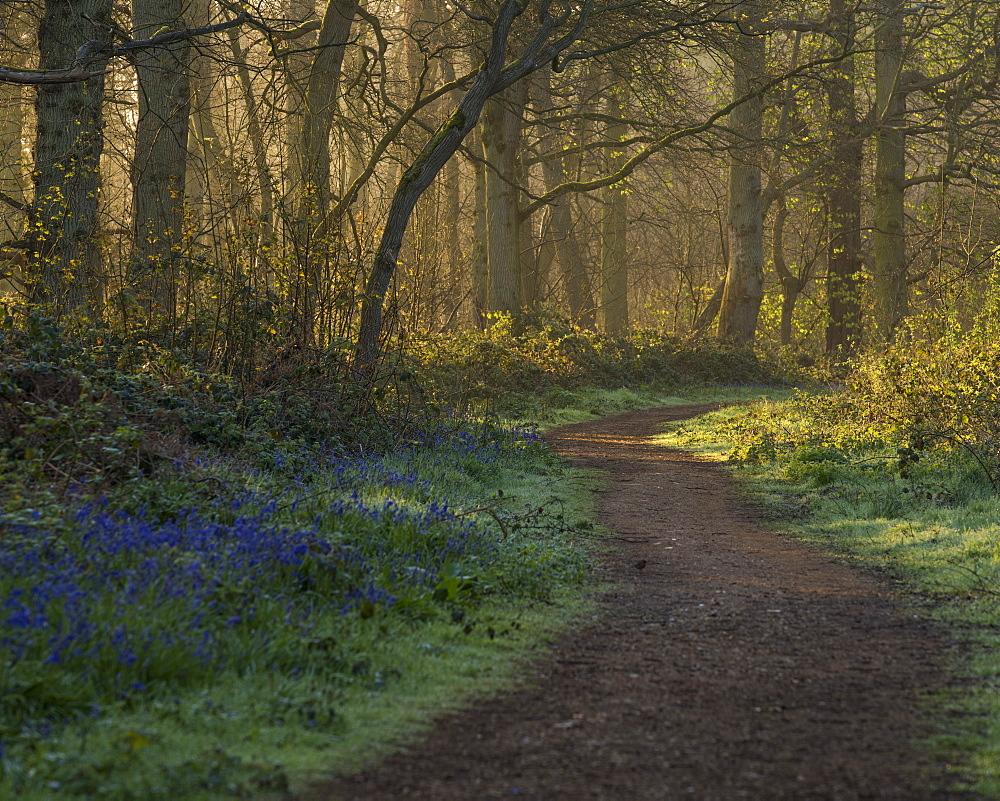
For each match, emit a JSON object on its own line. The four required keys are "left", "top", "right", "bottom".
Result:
{"left": 0, "top": 313, "right": 601, "bottom": 798}
{"left": 408, "top": 312, "right": 790, "bottom": 417}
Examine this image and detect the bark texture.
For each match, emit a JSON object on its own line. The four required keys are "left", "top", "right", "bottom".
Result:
{"left": 825, "top": 0, "right": 863, "bottom": 355}
{"left": 718, "top": 0, "right": 765, "bottom": 347}
{"left": 132, "top": 0, "right": 192, "bottom": 320}
{"left": 32, "top": 0, "right": 111, "bottom": 312}
{"left": 873, "top": 0, "right": 908, "bottom": 342}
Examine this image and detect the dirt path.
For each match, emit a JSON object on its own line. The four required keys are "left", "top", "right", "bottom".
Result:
{"left": 307, "top": 405, "right": 976, "bottom": 800}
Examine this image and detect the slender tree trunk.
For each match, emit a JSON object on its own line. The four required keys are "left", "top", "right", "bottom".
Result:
{"left": 873, "top": 0, "right": 908, "bottom": 341}
{"left": 226, "top": 26, "right": 276, "bottom": 247}
{"left": 0, "top": 5, "right": 27, "bottom": 217}
{"left": 565, "top": 209, "right": 594, "bottom": 328}
{"left": 690, "top": 278, "right": 726, "bottom": 339}
{"left": 718, "top": 0, "right": 765, "bottom": 347}
{"left": 563, "top": 66, "right": 599, "bottom": 328}
{"left": 601, "top": 96, "right": 629, "bottom": 334}
{"left": 534, "top": 71, "right": 589, "bottom": 328}
{"left": 517, "top": 100, "right": 539, "bottom": 312}
{"left": 772, "top": 198, "right": 800, "bottom": 347}
{"left": 470, "top": 132, "right": 489, "bottom": 328}
{"left": 132, "top": 0, "right": 192, "bottom": 322}
{"left": 825, "top": 0, "right": 863, "bottom": 355}
{"left": 439, "top": 55, "right": 462, "bottom": 326}
{"left": 32, "top": 0, "right": 111, "bottom": 313}
{"left": 281, "top": 0, "right": 316, "bottom": 338}
{"left": 290, "top": 0, "right": 359, "bottom": 342}
{"left": 300, "top": 0, "right": 359, "bottom": 221}
{"left": 482, "top": 84, "right": 524, "bottom": 318}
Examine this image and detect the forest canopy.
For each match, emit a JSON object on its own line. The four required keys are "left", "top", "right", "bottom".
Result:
{"left": 0, "top": 0, "right": 993, "bottom": 363}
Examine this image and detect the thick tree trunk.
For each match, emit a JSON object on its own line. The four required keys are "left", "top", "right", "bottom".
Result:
{"left": 32, "top": 0, "right": 111, "bottom": 313}
{"left": 482, "top": 85, "right": 524, "bottom": 318}
{"left": 718, "top": 0, "right": 765, "bottom": 347}
{"left": 132, "top": 0, "right": 192, "bottom": 322}
{"left": 825, "top": 0, "right": 863, "bottom": 355}
{"left": 873, "top": 0, "right": 908, "bottom": 342}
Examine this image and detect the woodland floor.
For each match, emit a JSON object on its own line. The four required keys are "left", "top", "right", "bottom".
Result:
{"left": 306, "top": 405, "right": 981, "bottom": 800}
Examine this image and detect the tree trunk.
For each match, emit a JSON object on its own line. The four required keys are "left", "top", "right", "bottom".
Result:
{"left": 226, "top": 25, "right": 275, "bottom": 249}
{"left": 718, "top": 0, "right": 765, "bottom": 347}
{"left": 289, "top": 0, "right": 359, "bottom": 342}
{"left": 132, "top": 0, "right": 192, "bottom": 323}
{"left": 825, "top": 0, "right": 863, "bottom": 355}
{"left": 0, "top": 5, "right": 28, "bottom": 222}
{"left": 482, "top": 84, "right": 524, "bottom": 318}
{"left": 569, "top": 64, "right": 600, "bottom": 329}
{"left": 300, "top": 0, "right": 359, "bottom": 221}
{"left": 439, "top": 54, "right": 462, "bottom": 327}
{"left": 32, "top": 0, "right": 111, "bottom": 313}
{"left": 601, "top": 98, "right": 629, "bottom": 334}
{"left": 470, "top": 132, "right": 489, "bottom": 328}
{"left": 517, "top": 100, "right": 540, "bottom": 312}
{"left": 873, "top": 0, "right": 908, "bottom": 342}
{"left": 772, "top": 199, "right": 799, "bottom": 347}
{"left": 690, "top": 278, "right": 726, "bottom": 339}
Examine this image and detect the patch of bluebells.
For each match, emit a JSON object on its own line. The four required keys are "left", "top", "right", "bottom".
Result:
{"left": 0, "top": 498, "right": 495, "bottom": 700}
{"left": 309, "top": 421, "right": 543, "bottom": 496}
{"left": 0, "top": 419, "right": 555, "bottom": 734}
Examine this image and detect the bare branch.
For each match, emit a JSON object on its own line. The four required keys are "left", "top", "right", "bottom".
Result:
{"left": 0, "top": 11, "right": 294, "bottom": 84}
{"left": 521, "top": 51, "right": 854, "bottom": 220}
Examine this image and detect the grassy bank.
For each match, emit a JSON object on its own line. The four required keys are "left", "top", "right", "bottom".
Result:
{"left": 659, "top": 396, "right": 1000, "bottom": 797}
{"left": 0, "top": 319, "right": 600, "bottom": 798}
{"left": 0, "top": 415, "right": 608, "bottom": 799}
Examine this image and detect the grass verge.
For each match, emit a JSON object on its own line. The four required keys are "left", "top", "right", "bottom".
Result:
{"left": 511, "top": 384, "right": 792, "bottom": 431}
{"left": 0, "top": 418, "right": 603, "bottom": 799}
{"left": 655, "top": 396, "right": 1000, "bottom": 797}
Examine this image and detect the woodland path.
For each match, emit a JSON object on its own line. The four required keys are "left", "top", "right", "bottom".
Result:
{"left": 307, "top": 405, "right": 977, "bottom": 800}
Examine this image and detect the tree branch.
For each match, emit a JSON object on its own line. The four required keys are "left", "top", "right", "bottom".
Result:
{"left": 0, "top": 12, "right": 274, "bottom": 84}
{"left": 521, "top": 51, "right": 854, "bottom": 220}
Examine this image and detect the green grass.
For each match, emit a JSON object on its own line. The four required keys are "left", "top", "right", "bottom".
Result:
{"left": 512, "top": 384, "right": 793, "bottom": 431}
{"left": 656, "top": 396, "right": 1000, "bottom": 797}
{"left": 7, "top": 594, "right": 591, "bottom": 800}
{"left": 0, "top": 417, "right": 606, "bottom": 799}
